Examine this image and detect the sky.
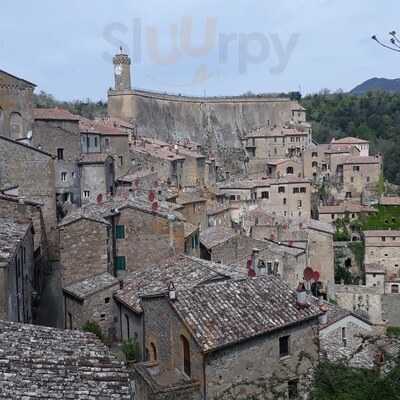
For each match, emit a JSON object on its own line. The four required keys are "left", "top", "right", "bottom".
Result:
{"left": 1, "top": 0, "right": 399, "bottom": 100}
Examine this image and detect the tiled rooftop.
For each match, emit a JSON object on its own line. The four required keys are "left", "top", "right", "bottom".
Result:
{"left": 79, "top": 153, "right": 111, "bottom": 164}
{"left": 0, "top": 320, "right": 131, "bottom": 399}
{"left": 331, "top": 136, "right": 369, "bottom": 144}
{"left": 33, "top": 107, "right": 80, "bottom": 121}
{"left": 59, "top": 195, "right": 185, "bottom": 227}
{"left": 200, "top": 226, "right": 238, "bottom": 249}
{"left": 171, "top": 276, "right": 321, "bottom": 352}
{"left": 218, "top": 176, "right": 311, "bottom": 190}
{"left": 176, "top": 192, "right": 207, "bottom": 205}
{"left": 184, "top": 222, "right": 198, "bottom": 238}
{"left": 319, "top": 203, "right": 376, "bottom": 214}
{"left": 114, "top": 255, "right": 246, "bottom": 313}
{"left": 63, "top": 272, "right": 119, "bottom": 300}
{"left": 131, "top": 138, "right": 186, "bottom": 161}
{"left": 80, "top": 117, "right": 128, "bottom": 136}
{"left": 0, "top": 217, "right": 31, "bottom": 264}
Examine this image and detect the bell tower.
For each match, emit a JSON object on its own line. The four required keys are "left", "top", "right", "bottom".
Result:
{"left": 113, "top": 47, "right": 131, "bottom": 91}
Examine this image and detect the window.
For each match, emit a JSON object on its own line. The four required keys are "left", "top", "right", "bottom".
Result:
{"left": 115, "top": 256, "right": 126, "bottom": 271}
{"left": 94, "top": 136, "right": 98, "bottom": 147}
{"left": 312, "top": 152, "right": 318, "bottom": 158}
{"left": 119, "top": 156, "right": 124, "bottom": 166}
{"left": 278, "top": 186, "right": 285, "bottom": 194}
{"left": 297, "top": 200, "right": 302, "bottom": 208}
{"left": 286, "top": 167, "right": 294, "bottom": 175}
{"left": 293, "top": 188, "right": 299, "bottom": 194}
{"left": 105, "top": 297, "right": 110, "bottom": 304}
{"left": 367, "top": 176, "right": 370, "bottom": 183}
{"left": 382, "top": 237, "right": 386, "bottom": 242}
{"left": 274, "top": 148, "right": 277, "bottom": 155}
{"left": 312, "top": 161, "right": 318, "bottom": 168}
{"left": 230, "top": 195, "right": 236, "bottom": 201}
{"left": 331, "top": 214, "right": 335, "bottom": 220}
{"left": 322, "top": 163, "right": 327, "bottom": 171}
{"left": 83, "top": 190, "right": 90, "bottom": 199}
{"left": 116, "top": 225, "right": 125, "bottom": 239}
{"left": 105, "top": 137, "right": 110, "bottom": 148}
{"left": 283, "top": 198, "right": 287, "bottom": 205}
{"left": 125, "top": 314, "right": 130, "bottom": 338}
{"left": 261, "top": 191, "right": 269, "bottom": 199}
{"left": 57, "top": 148, "right": 64, "bottom": 160}
{"left": 71, "top": 172, "right": 75, "bottom": 179}
{"left": 353, "top": 165, "right": 360, "bottom": 172}
{"left": 61, "top": 172, "right": 67, "bottom": 182}
{"left": 10, "top": 112, "right": 23, "bottom": 139}
{"left": 392, "top": 285, "right": 399, "bottom": 294}
{"left": 150, "top": 342, "right": 158, "bottom": 361}
{"left": 300, "top": 187, "right": 306, "bottom": 193}
{"left": 350, "top": 177, "right": 354, "bottom": 183}
{"left": 342, "top": 327, "right": 347, "bottom": 347}
{"left": 67, "top": 312, "right": 73, "bottom": 330}
{"left": 279, "top": 335, "right": 290, "bottom": 358}
{"left": 288, "top": 380, "right": 298, "bottom": 400}
{"left": 181, "top": 335, "right": 191, "bottom": 376}
{"left": 346, "top": 192, "right": 352, "bottom": 199}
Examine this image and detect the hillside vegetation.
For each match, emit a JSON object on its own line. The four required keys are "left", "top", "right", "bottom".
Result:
{"left": 302, "top": 91, "right": 400, "bottom": 185}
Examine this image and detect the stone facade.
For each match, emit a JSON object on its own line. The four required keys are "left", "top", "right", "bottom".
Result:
{"left": 176, "top": 193, "right": 207, "bottom": 231}
{"left": 32, "top": 110, "right": 81, "bottom": 209}
{"left": 0, "top": 70, "right": 35, "bottom": 140}
{"left": 0, "top": 218, "right": 34, "bottom": 323}
{"left": 63, "top": 273, "right": 119, "bottom": 337}
{"left": 59, "top": 218, "right": 112, "bottom": 286}
{"left": 0, "top": 136, "right": 58, "bottom": 258}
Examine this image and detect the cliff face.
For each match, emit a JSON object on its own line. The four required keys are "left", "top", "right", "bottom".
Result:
{"left": 108, "top": 89, "right": 298, "bottom": 173}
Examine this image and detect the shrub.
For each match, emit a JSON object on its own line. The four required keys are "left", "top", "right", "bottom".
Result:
{"left": 387, "top": 326, "right": 400, "bottom": 337}
{"left": 121, "top": 338, "right": 140, "bottom": 362}
{"left": 82, "top": 321, "right": 103, "bottom": 341}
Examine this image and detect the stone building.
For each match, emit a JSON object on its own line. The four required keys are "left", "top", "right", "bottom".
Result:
{"left": 200, "top": 225, "right": 308, "bottom": 288}
{"left": 206, "top": 204, "right": 231, "bottom": 228}
{"left": 79, "top": 153, "right": 115, "bottom": 204}
{"left": 241, "top": 210, "right": 335, "bottom": 296}
{"left": 219, "top": 176, "right": 312, "bottom": 222}
{"left": 319, "top": 301, "right": 373, "bottom": 362}
{"left": 0, "top": 69, "right": 36, "bottom": 140}
{"left": 0, "top": 320, "right": 132, "bottom": 399}
{"left": 364, "top": 230, "right": 400, "bottom": 293}
{"left": 59, "top": 196, "right": 185, "bottom": 278}
{"left": 318, "top": 202, "right": 376, "bottom": 224}
{"left": 330, "top": 137, "right": 370, "bottom": 157}
{"left": 242, "top": 123, "right": 313, "bottom": 174}
{"left": 175, "top": 192, "right": 208, "bottom": 231}
{"left": 80, "top": 117, "right": 130, "bottom": 177}
{"left": 184, "top": 223, "right": 200, "bottom": 257}
{"left": 0, "top": 136, "right": 58, "bottom": 258}
{"left": 59, "top": 210, "right": 112, "bottom": 286}
{"left": 63, "top": 272, "right": 119, "bottom": 337}
{"left": 113, "top": 255, "right": 245, "bottom": 348}
{"left": 134, "top": 276, "right": 321, "bottom": 400}
{"left": 0, "top": 217, "right": 34, "bottom": 323}
{"left": 266, "top": 158, "right": 304, "bottom": 179}
{"left": 32, "top": 108, "right": 81, "bottom": 211}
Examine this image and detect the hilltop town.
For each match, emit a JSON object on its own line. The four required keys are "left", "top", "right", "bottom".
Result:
{"left": 1, "top": 50, "right": 400, "bottom": 399}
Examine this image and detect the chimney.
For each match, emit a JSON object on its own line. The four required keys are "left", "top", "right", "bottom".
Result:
{"left": 168, "top": 281, "right": 177, "bottom": 301}
{"left": 319, "top": 303, "right": 329, "bottom": 325}
{"left": 296, "top": 282, "right": 307, "bottom": 308}
{"left": 252, "top": 248, "right": 260, "bottom": 273}
{"left": 17, "top": 198, "right": 26, "bottom": 216}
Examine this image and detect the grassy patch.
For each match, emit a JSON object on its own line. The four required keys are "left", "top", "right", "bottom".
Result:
{"left": 359, "top": 206, "right": 400, "bottom": 231}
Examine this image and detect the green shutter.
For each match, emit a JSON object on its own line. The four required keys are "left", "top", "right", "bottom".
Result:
{"left": 115, "top": 256, "right": 126, "bottom": 271}
{"left": 116, "top": 225, "right": 125, "bottom": 239}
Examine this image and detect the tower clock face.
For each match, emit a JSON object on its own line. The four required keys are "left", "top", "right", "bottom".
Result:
{"left": 115, "top": 65, "right": 122, "bottom": 76}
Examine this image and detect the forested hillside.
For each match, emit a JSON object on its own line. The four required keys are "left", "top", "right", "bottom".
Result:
{"left": 302, "top": 91, "right": 400, "bottom": 185}
{"left": 33, "top": 91, "right": 107, "bottom": 119}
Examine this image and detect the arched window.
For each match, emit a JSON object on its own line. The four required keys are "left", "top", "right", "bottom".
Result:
{"left": 181, "top": 335, "right": 191, "bottom": 376}
{"left": 10, "top": 112, "right": 23, "bottom": 139}
{"left": 150, "top": 342, "right": 157, "bottom": 361}
{"left": 286, "top": 166, "right": 294, "bottom": 175}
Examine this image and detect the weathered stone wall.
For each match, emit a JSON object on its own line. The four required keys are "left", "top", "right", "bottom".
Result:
{"left": 334, "top": 241, "right": 362, "bottom": 277}
{"left": 365, "top": 237, "right": 400, "bottom": 279}
{"left": 382, "top": 294, "right": 400, "bottom": 326}
{"left": 178, "top": 202, "right": 207, "bottom": 232}
{"left": 205, "top": 320, "right": 319, "bottom": 400}
{"left": 320, "top": 316, "right": 373, "bottom": 362}
{"left": 102, "top": 135, "right": 130, "bottom": 178}
{"left": 64, "top": 283, "right": 119, "bottom": 337}
{"left": 59, "top": 219, "right": 111, "bottom": 286}
{"left": 113, "top": 207, "right": 185, "bottom": 276}
{"left": 0, "top": 71, "right": 34, "bottom": 140}
{"left": 32, "top": 119, "right": 81, "bottom": 204}
{"left": 114, "top": 302, "right": 143, "bottom": 351}
{"left": 0, "top": 137, "right": 58, "bottom": 258}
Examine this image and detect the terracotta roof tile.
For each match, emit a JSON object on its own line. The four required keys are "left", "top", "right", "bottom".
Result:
{"left": 33, "top": 108, "right": 80, "bottom": 121}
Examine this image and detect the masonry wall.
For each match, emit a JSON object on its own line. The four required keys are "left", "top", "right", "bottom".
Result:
{"left": 342, "top": 161, "right": 381, "bottom": 198}
{"left": 59, "top": 219, "right": 111, "bottom": 286}
{"left": 365, "top": 238, "right": 400, "bottom": 279}
{"left": 205, "top": 320, "right": 319, "bottom": 400}
{"left": 335, "top": 284, "right": 383, "bottom": 325}
{"left": 319, "top": 316, "right": 373, "bottom": 362}
{"left": 0, "top": 137, "right": 58, "bottom": 258}
{"left": 178, "top": 202, "right": 207, "bottom": 231}
{"left": 102, "top": 135, "right": 130, "bottom": 178}
{"left": 64, "top": 283, "right": 119, "bottom": 337}
{"left": 113, "top": 208, "right": 185, "bottom": 276}
{"left": 33, "top": 119, "right": 81, "bottom": 205}
{"left": 0, "top": 72, "right": 34, "bottom": 139}
{"left": 382, "top": 295, "right": 400, "bottom": 327}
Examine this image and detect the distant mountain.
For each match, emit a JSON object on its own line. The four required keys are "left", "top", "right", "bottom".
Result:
{"left": 351, "top": 77, "right": 400, "bottom": 95}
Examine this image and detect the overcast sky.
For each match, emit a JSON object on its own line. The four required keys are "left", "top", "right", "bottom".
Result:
{"left": 1, "top": 0, "right": 399, "bottom": 100}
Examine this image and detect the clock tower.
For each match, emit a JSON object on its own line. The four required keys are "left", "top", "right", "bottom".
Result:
{"left": 113, "top": 47, "right": 132, "bottom": 91}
